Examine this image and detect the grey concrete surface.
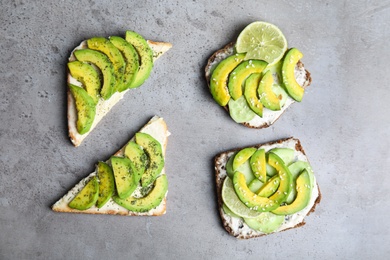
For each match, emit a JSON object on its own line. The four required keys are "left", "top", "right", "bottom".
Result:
{"left": 1, "top": 0, "right": 389, "bottom": 259}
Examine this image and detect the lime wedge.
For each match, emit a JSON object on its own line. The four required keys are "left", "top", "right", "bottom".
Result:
{"left": 236, "top": 21, "right": 287, "bottom": 66}
{"left": 221, "top": 177, "right": 262, "bottom": 219}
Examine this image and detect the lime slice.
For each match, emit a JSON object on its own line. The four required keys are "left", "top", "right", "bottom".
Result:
{"left": 221, "top": 177, "right": 262, "bottom": 219}
{"left": 236, "top": 21, "right": 287, "bottom": 66}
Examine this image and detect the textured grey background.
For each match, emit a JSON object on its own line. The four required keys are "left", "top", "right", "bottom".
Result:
{"left": 1, "top": 0, "right": 389, "bottom": 259}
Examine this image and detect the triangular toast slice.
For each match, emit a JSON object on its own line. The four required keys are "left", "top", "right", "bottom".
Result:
{"left": 68, "top": 35, "right": 172, "bottom": 147}
{"left": 52, "top": 116, "right": 169, "bottom": 216}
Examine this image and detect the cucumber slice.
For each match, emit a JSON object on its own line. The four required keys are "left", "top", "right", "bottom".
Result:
{"left": 228, "top": 95, "right": 256, "bottom": 123}
{"left": 248, "top": 179, "right": 263, "bottom": 193}
{"left": 244, "top": 212, "right": 285, "bottom": 233}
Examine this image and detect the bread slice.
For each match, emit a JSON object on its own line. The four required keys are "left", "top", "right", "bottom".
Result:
{"left": 214, "top": 137, "right": 321, "bottom": 239}
{"left": 68, "top": 39, "right": 172, "bottom": 147}
{"left": 205, "top": 42, "right": 312, "bottom": 129}
{"left": 52, "top": 116, "right": 170, "bottom": 216}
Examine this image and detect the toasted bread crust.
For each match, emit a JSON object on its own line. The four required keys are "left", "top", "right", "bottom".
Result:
{"left": 67, "top": 40, "right": 172, "bottom": 147}
{"left": 214, "top": 137, "right": 321, "bottom": 239}
{"left": 205, "top": 42, "right": 312, "bottom": 129}
{"left": 53, "top": 116, "right": 169, "bottom": 216}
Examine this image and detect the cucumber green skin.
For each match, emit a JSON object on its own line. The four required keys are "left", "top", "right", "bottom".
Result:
{"left": 125, "top": 31, "right": 153, "bottom": 88}
{"left": 96, "top": 161, "right": 115, "bottom": 208}
{"left": 111, "top": 156, "right": 137, "bottom": 199}
{"left": 282, "top": 48, "right": 304, "bottom": 102}
{"left": 267, "top": 152, "right": 293, "bottom": 205}
{"left": 244, "top": 73, "right": 263, "bottom": 117}
{"left": 68, "top": 176, "right": 99, "bottom": 210}
{"left": 113, "top": 174, "right": 168, "bottom": 213}
{"left": 272, "top": 169, "right": 312, "bottom": 215}
{"left": 109, "top": 36, "right": 140, "bottom": 92}
{"left": 87, "top": 37, "right": 125, "bottom": 93}
{"left": 233, "top": 172, "right": 278, "bottom": 212}
{"left": 135, "top": 132, "right": 164, "bottom": 187}
{"left": 68, "top": 84, "right": 96, "bottom": 135}
{"left": 67, "top": 61, "right": 100, "bottom": 104}
{"left": 74, "top": 49, "right": 116, "bottom": 100}
{"left": 124, "top": 141, "right": 148, "bottom": 184}
{"left": 209, "top": 53, "right": 245, "bottom": 106}
{"left": 228, "top": 59, "right": 268, "bottom": 100}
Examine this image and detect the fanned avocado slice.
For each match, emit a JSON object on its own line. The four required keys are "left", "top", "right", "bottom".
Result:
{"left": 68, "top": 84, "right": 96, "bottom": 135}
{"left": 233, "top": 171, "right": 278, "bottom": 212}
{"left": 74, "top": 49, "right": 116, "bottom": 100}
{"left": 87, "top": 37, "right": 125, "bottom": 93}
{"left": 258, "top": 70, "right": 281, "bottom": 111}
{"left": 209, "top": 53, "right": 245, "bottom": 106}
{"left": 96, "top": 161, "right": 115, "bottom": 208}
{"left": 67, "top": 61, "right": 101, "bottom": 104}
{"left": 267, "top": 152, "right": 293, "bottom": 205}
{"left": 125, "top": 31, "right": 153, "bottom": 88}
{"left": 250, "top": 149, "right": 266, "bottom": 182}
{"left": 272, "top": 169, "right": 312, "bottom": 215}
{"left": 109, "top": 36, "right": 140, "bottom": 92}
{"left": 228, "top": 59, "right": 268, "bottom": 100}
{"left": 68, "top": 176, "right": 99, "bottom": 210}
{"left": 124, "top": 141, "right": 148, "bottom": 184}
{"left": 135, "top": 132, "right": 164, "bottom": 187}
{"left": 244, "top": 73, "right": 263, "bottom": 117}
{"left": 282, "top": 48, "right": 305, "bottom": 101}
{"left": 113, "top": 174, "right": 168, "bottom": 213}
{"left": 111, "top": 156, "right": 137, "bottom": 199}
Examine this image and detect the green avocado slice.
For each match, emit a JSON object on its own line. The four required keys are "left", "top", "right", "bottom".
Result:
{"left": 244, "top": 73, "right": 263, "bottom": 117}
{"left": 96, "top": 161, "right": 115, "bottom": 208}
{"left": 282, "top": 48, "right": 304, "bottom": 101}
{"left": 232, "top": 147, "right": 257, "bottom": 172}
{"left": 135, "top": 132, "right": 164, "bottom": 187}
{"left": 267, "top": 152, "right": 293, "bottom": 205}
{"left": 113, "top": 174, "right": 168, "bottom": 213}
{"left": 250, "top": 149, "right": 266, "bottom": 182}
{"left": 67, "top": 61, "right": 101, "bottom": 104}
{"left": 87, "top": 37, "right": 125, "bottom": 93}
{"left": 233, "top": 171, "right": 278, "bottom": 212}
{"left": 125, "top": 31, "right": 154, "bottom": 88}
{"left": 228, "top": 59, "right": 268, "bottom": 100}
{"left": 111, "top": 156, "right": 137, "bottom": 199}
{"left": 257, "top": 175, "right": 280, "bottom": 197}
{"left": 258, "top": 70, "right": 281, "bottom": 111}
{"left": 209, "top": 53, "right": 245, "bottom": 106}
{"left": 74, "top": 49, "right": 116, "bottom": 100}
{"left": 272, "top": 169, "right": 312, "bottom": 215}
{"left": 109, "top": 36, "right": 140, "bottom": 92}
{"left": 68, "top": 176, "right": 99, "bottom": 210}
{"left": 68, "top": 84, "right": 96, "bottom": 135}
{"left": 124, "top": 141, "right": 148, "bottom": 184}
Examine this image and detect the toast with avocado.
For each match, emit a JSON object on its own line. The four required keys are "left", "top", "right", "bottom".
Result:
{"left": 214, "top": 137, "right": 321, "bottom": 239}
{"left": 205, "top": 22, "right": 312, "bottom": 128}
{"left": 68, "top": 31, "right": 172, "bottom": 146}
{"left": 52, "top": 116, "right": 169, "bottom": 216}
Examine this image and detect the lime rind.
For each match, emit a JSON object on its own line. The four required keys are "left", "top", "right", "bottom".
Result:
{"left": 221, "top": 177, "right": 262, "bottom": 219}
{"left": 236, "top": 21, "right": 287, "bottom": 66}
